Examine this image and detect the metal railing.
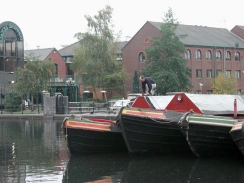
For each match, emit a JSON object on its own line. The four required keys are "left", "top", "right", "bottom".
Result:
{"left": 0, "top": 102, "right": 110, "bottom": 115}
{"left": 68, "top": 101, "right": 109, "bottom": 114}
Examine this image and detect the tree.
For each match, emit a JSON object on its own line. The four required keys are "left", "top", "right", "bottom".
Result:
{"left": 142, "top": 8, "right": 192, "bottom": 95}
{"left": 211, "top": 72, "right": 237, "bottom": 94}
{"left": 132, "top": 70, "right": 140, "bottom": 93}
{"left": 13, "top": 55, "right": 56, "bottom": 103}
{"left": 4, "top": 91, "right": 22, "bottom": 111}
{"left": 71, "top": 5, "right": 127, "bottom": 98}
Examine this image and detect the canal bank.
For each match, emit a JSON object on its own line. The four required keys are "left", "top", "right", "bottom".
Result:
{"left": 0, "top": 112, "right": 117, "bottom": 121}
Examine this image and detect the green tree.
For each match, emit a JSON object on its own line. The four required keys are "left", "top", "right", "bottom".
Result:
{"left": 132, "top": 70, "right": 140, "bottom": 93}
{"left": 142, "top": 8, "right": 192, "bottom": 95}
{"left": 4, "top": 91, "right": 22, "bottom": 111}
{"left": 13, "top": 55, "right": 55, "bottom": 103}
{"left": 211, "top": 72, "right": 237, "bottom": 94}
{"left": 71, "top": 5, "right": 127, "bottom": 98}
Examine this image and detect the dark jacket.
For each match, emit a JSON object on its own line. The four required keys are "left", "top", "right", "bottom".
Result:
{"left": 141, "top": 77, "right": 156, "bottom": 94}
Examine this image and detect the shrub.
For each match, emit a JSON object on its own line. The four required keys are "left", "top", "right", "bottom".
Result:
{"left": 4, "top": 91, "right": 22, "bottom": 112}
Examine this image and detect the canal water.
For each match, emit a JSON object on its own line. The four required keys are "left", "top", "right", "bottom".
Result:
{"left": 1, "top": 119, "right": 244, "bottom": 183}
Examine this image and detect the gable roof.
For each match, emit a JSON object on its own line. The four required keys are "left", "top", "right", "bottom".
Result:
{"left": 58, "top": 41, "right": 128, "bottom": 56}
{"left": 166, "top": 93, "right": 244, "bottom": 115}
{"left": 24, "top": 48, "right": 54, "bottom": 61}
{"left": 237, "top": 25, "right": 244, "bottom": 30}
{"left": 116, "top": 41, "right": 127, "bottom": 54}
{"left": 149, "top": 21, "right": 244, "bottom": 48}
{"left": 135, "top": 93, "right": 244, "bottom": 115}
{"left": 58, "top": 41, "right": 81, "bottom": 56}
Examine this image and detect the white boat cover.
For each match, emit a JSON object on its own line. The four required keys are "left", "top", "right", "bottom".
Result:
{"left": 146, "top": 96, "right": 174, "bottom": 109}
{"left": 147, "top": 94, "right": 244, "bottom": 114}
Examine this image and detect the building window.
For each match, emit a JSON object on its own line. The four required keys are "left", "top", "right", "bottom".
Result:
{"left": 116, "top": 53, "right": 122, "bottom": 61}
{"left": 206, "top": 50, "right": 211, "bottom": 60}
{"left": 235, "top": 52, "right": 240, "bottom": 61}
{"left": 55, "top": 63, "right": 58, "bottom": 75}
{"left": 185, "top": 49, "right": 191, "bottom": 60}
{"left": 196, "top": 50, "right": 202, "bottom": 60}
{"left": 206, "top": 70, "right": 212, "bottom": 78}
{"left": 216, "top": 70, "right": 222, "bottom": 76}
{"left": 196, "top": 90, "right": 201, "bottom": 94}
{"left": 235, "top": 70, "right": 240, "bottom": 78}
{"left": 216, "top": 51, "right": 221, "bottom": 60}
{"left": 236, "top": 90, "right": 241, "bottom": 95}
{"left": 207, "top": 90, "right": 212, "bottom": 94}
{"left": 196, "top": 69, "right": 202, "bottom": 78}
{"left": 226, "top": 51, "right": 231, "bottom": 61}
{"left": 139, "top": 52, "right": 145, "bottom": 62}
{"left": 226, "top": 70, "right": 231, "bottom": 78}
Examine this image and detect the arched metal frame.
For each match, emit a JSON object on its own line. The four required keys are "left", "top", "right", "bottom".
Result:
{"left": 0, "top": 21, "right": 24, "bottom": 72}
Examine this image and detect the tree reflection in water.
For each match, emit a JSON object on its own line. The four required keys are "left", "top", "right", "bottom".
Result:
{"left": 1, "top": 119, "right": 244, "bottom": 183}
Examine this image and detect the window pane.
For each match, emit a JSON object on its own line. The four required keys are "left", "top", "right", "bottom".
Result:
{"left": 216, "top": 51, "right": 221, "bottom": 60}
{"left": 11, "top": 42, "right": 15, "bottom": 56}
{"left": 196, "top": 50, "right": 201, "bottom": 60}
{"left": 207, "top": 70, "right": 212, "bottom": 78}
{"left": 226, "top": 51, "right": 231, "bottom": 60}
{"left": 196, "top": 69, "right": 202, "bottom": 78}
{"left": 235, "top": 70, "right": 240, "bottom": 78}
{"left": 5, "top": 40, "right": 11, "bottom": 56}
{"left": 226, "top": 70, "right": 231, "bottom": 78}
{"left": 235, "top": 52, "right": 240, "bottom": 61}
{"left": 3, "top": 29, "right": 17, "bottom": 41}
{"left": 196, "top": 90, "right": 201, "bottom": 94}
{"left": 185, "top": 49, "right": 191, "bottom": 59}
{"left": 139, "top": 52, "right": 145, "bottom": 62}
{"left": 206, "top": 50, "right": 211, "bottom": 60}
{"left": 216, "top": 70, "right": 221, "bottom": 76}
{"left": 17, "top": 41, "right": 23, "bottom": 57}
{"left": 0, "top": 57, "right": 4, "bottom": 71}
{"left": 207, "top": 90, "right": 212, "bottom": 94}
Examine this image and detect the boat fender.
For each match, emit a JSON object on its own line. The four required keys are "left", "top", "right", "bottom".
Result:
{"left": 177, "top": 112, "right": 191, "bottom": 130}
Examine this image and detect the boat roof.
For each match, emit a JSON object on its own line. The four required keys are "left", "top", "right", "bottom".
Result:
{"left": 131, "top": 95, "right": 174, "bottom": 109}
{"left": 166, "top": 93, "right": 244, "bottom": 114}
{"left": 147, "top": 96, "right": 175, "bottom": 109}
{"left": 185, "top": 94, "right": 244, "bottom": 113}
{"left": 132, "top": 93, "right": 244, "bottom": 115}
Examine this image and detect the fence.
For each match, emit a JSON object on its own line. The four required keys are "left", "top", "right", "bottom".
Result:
{"left": 0, "top": 103, "right": 43, "bottom": 114}
{"left": 0, "top": 101, "right": 110, "bottom": 115}
{"left": 68, "top": 102, "right": 109, "bottom": 114}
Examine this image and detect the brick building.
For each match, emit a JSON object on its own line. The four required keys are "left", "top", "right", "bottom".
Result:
{"left": 122, "top": 21, "right": 244, "bottom": 95}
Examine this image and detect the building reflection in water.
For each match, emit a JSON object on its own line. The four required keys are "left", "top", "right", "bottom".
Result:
{"left": 1, "top": 119, "right": 244, "bottom": 183}
{"left": 0, "top": 119, "right": 69, "bottom": 182}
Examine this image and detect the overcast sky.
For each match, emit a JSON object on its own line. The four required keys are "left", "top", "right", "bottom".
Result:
{"left": 1, "top": 0, "right": 243, "bottom": 50}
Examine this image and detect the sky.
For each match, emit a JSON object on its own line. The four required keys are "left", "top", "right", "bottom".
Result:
{"left": 1, "top": 0, "right": 244, "bottom": 50}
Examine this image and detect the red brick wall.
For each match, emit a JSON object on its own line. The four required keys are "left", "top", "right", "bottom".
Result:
{"left": 231, "top": 26, "right": 244, "bottom": 40}
{"left": 46, "top": 49, "right": 67, "bottom": 76}
{"left": 122, "top": 23, "right": 244, "bottom": 94}
{"left": 122, "top": 22, "right": 162, "bottom": 95}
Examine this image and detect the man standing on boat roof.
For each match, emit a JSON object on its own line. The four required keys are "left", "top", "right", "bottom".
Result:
{"left": 139, "top": 75, "right": 156, "bottom": 96}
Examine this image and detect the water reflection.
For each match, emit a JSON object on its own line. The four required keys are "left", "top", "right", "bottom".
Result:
{"left": 123, "top": 154, "right": 244, "bottom": 183}
{"left": 63, "top": 152, "right": 244, "bottom": 183}
{"left": 0, "top": 119, "right": 69, "bottom": 182}
{"left": 1, "top": 119, "right": 244, "bottom": 183}
{"left": 62, "top": 153, "right": 130, "bottom": 183}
